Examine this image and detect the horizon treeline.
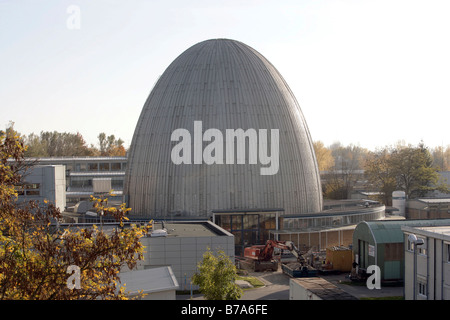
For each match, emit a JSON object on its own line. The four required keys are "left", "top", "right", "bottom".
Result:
{"left": 313, "top": 140, "right": 450, "bottom": 204}
{"left": 5, "top": 123, "right": 127, "bottom": 157}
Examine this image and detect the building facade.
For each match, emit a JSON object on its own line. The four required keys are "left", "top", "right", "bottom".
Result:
{"left": 20, "top": 157, "right": 127, "bottom": 206}
{"left": 352, "top": 219, "right": 450, "bottom": 284}
{"left": 16, "top": 165, "right": 66, "bottom": 211}
{"left": 402, "top": 224, "right": 450, "bottom": 300}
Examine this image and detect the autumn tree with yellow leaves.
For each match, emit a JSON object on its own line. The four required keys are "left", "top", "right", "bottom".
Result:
{"left": 0, "top": 126, "right": 150, "bottom": 300}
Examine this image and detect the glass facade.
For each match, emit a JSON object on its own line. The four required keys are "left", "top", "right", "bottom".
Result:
{"left": 214, "top": 212, "right": 278, "bottom": 256}
{"left": 282, "top": 208, "right": 385, "bottom": 231}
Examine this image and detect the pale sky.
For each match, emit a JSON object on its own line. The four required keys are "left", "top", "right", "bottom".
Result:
{"left": 1, "top": 0, "right": 449, "bottom": 151}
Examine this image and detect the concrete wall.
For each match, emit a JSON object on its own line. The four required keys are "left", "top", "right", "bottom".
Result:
{"left": 140, "top": 232, "right": 234, "bottom": 289}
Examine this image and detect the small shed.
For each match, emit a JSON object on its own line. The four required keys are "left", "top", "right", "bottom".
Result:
{"left": 326, "top": 246, "right": 353, "bottom": 272}
{"left": 353, "top": 219, "right": 450, "bottom": 283}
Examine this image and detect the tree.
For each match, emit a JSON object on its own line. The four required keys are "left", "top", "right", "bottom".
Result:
{"left": 0, "top": 128, "right": 150, "bottom": 300}
{"left": 390, "top": 143, "right": 443, "bottom": 198}
{"left": 24, "top": 131, "right": 96, "bottom": 157}
{"left": 431, "top": 145, "right": 450, "bottom": 171}
{"left": 323, "top": 142, "right": 368, "bottom": 199}
{"left": 364, "top": 143, "right": 448, "bottom": 203}
{"left": 364, "top": 148, "right": 397, "bottom": 205}
{"left": 192, "top": 248, "right": 242, "bottom": 300}
{"left": 98, "top": 132, "right": 126, "bottom": 156}
{"left": 313, "top": 141, "right": 334, "bottom": 172}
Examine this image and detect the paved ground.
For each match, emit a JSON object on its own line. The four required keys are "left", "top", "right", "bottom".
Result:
{"left": 177, "top": 269, "right": 404, "bottom": 300}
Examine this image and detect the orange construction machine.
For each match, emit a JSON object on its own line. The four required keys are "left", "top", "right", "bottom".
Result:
{"left": 242, "top": 240, "right": 306, "bottom": 272}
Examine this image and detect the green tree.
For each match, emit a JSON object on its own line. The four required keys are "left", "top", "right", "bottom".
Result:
{"left": 364, "top": 148, "right": 397, "bottom": 205}
{"left": 192, "top": 249, "right": 242, "bottom": 300}
{"left": 364, "top": 143, "right": 448, "bottom": 202}
{"left": 0, "top": 127, "right": 150, "bottom": 299}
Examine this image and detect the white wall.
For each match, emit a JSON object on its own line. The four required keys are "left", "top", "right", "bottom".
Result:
{"left": 289, "top": 279, "right": 322, "bottom": 300}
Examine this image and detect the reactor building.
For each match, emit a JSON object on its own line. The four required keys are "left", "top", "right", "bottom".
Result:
{"left": 124, "top": 39, "right": 323, "bottom": 224}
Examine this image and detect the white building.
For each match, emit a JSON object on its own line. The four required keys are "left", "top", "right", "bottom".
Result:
{"left": 16, "top": 165, "right": 66, "bottom": 211}
{"left": 402, "top": 224, "right": 450, "bottom": 300}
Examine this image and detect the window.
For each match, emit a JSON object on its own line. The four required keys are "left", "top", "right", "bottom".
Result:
{"left": 88, "top": 163, "right": 98, "bottom": 171}
{"left": 99, "top": 163, "right": 110, "bottom": 171}
{"left": 111, "top": 162, "right": 121, "bottom": 171}
{"left": 25, "top": 183, "right": 40, "bottom": 196}
{"left": 15, "top": 185, "right": 25, "bottom": 196}
{"left": 418, "top": 280, "right": 427, "bottom": 298}
{"left": 407, "top": 236, "right": 427, "bottom": 254}
{"left": 418, "top": 238, "right": 427, "bottom": 255}
{"left": 407, "top": 237, "right": 414, "bottom": 252}
{"left": 446, "top": 244, "right": 450, "bottom": 263}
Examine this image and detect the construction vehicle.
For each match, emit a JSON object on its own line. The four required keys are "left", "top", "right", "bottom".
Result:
{"left": 242, "top": 240, "right": 306, "bottom": 272}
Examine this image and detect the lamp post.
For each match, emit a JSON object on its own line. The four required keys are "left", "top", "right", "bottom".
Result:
{"left": 409, "top": 234, "right": 424, "bottom": 300}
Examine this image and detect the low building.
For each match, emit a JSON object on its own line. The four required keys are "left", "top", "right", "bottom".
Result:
{"left": 16, "top": 165, "right": 66, "bottom": 211}
{"left": 139, "top": 221, "right": 234, "bottom": 290}
{"left": 406, "top": 198, "right": 450, "bottom": 219}
{"left": 16, "top": 156, "right": 127, "bottom": 206}
{"left": 402, "top": 224, "right": 450, "bottom": 300}
{"left": 353, "top": 219, "right": 450, "bottom": 284}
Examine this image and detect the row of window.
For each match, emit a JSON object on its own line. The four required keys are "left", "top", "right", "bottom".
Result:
{"left": 15, "top": 183, "right": 40, "bottom": 196}
{"left": 406, "top": 237, "right": 450, "bottom": 263}
{"left": 283, "top": 210, "right": 385, "bottom": 230}
{"left": 65, "top": 162, "right": 127, "bottom": 172}
{"left": 70, "top": 177, "right": 124, "bottom": 189}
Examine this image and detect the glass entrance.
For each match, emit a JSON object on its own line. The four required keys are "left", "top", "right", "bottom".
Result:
{"left": 214, "top": 212, "right": 278, "bottom": 256}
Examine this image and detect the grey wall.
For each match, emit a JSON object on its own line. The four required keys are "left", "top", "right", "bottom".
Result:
{"left": 140, "top": 233, "right": 234, "bottom": 289}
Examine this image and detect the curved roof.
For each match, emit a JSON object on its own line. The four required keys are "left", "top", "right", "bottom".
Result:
{"left": 124, "top": 39, "right": 323, "bottom": 218}
{"left": 355, "top": 219, "right": 450, "bottom": 244}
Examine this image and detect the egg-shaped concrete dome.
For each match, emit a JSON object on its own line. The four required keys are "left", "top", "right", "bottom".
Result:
{"left": 124, "top": 39, "right": 322, "bottom": 218}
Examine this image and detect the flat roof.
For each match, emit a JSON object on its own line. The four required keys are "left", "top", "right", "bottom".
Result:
{"left": 118, "top": 266, "right": 179, "bottom": 295}
{"left": 417, "top": 198, "right": 450, "bottom": 204}
{"left": 402, "top": 225, "right": 450, "bottom": 242}
{"left": 291, "top": 277, "right": 357, "bottom": 300}
{"left": 150, "top": 221, "right": 232, "bottom": 237}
